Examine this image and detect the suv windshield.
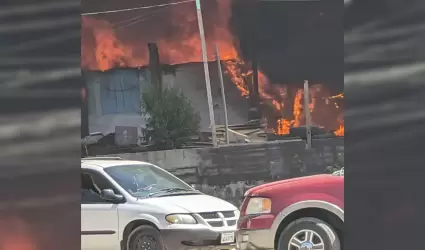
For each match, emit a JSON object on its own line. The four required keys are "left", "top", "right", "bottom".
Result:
{"left": 104, "top": 164, "right": 194, "bottom": 198}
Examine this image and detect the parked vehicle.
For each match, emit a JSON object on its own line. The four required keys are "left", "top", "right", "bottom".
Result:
{"left": 332, "top": 167, "right": 344, "bottom": 176}
{"left": 81, "top": 157, "right": 239, "bottom": 250}
{"left": 236, "top": 174, "right": 344, "bottom": 250}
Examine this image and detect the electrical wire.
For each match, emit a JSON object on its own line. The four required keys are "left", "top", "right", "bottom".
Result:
{"left": 112, "top": 5, "right": 172, "bottom": 30}
{"left": 81, "top": 0, "right": 195, "bottom": 16}
{"left": 112, "top": 4, "right": 172, "bottom": 26}
{"left": 112, "top": 13, "right": 153, "bottom": 27}
{"left": 114, "top": 15, "right": 157, "bottom": 30}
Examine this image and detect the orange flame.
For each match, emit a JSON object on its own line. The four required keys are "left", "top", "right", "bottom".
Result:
{"left": 81, "top": 0, "right": 238, "bottom": 70}
{"left": 276, "top": 89, "right": 304, "bottom": 135}
{"left": 334, "top": 114, "right": 344, "bottom": 136}
{"left": 222, "top": 58, "right": 250, "bottom": 97}
{"left": 334, "top": 125, "right": 344, "bottom": 136}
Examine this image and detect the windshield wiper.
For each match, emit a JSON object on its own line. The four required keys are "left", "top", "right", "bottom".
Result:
{"left": 147, "top": 187, "right": 198, "bottom": 197}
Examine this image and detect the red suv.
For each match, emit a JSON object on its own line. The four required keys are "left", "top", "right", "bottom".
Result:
{"left": 237, "top": 174, "right": 344, "bottom": 250}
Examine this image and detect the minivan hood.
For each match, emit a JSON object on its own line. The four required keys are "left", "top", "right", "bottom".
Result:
{"left": 141, "top": 193, "right": 237, "bottom": 213}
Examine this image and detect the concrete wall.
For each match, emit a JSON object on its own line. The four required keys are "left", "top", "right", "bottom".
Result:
{"left": 115, "top": 137, "right": 344, "bottom": 206}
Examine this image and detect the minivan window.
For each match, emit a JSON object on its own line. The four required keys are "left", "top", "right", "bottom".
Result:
{"left": 104, "top": 164, "right": 193, "bottom": 198}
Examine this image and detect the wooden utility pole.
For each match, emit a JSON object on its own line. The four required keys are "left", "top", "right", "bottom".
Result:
{"left": 216, "top": 45, "right": 230, "bottom": 144}
{"left": 251, "top": 28, "right": 259, "bottom": 108}
{"left": 195, "top": 0, "right": 217, "bottom": 147}
{"left": 304, "top": 80, "right": 312, "bottom": 149}
{"left": 249, "top": 1, "right": 260, "bottom": 121}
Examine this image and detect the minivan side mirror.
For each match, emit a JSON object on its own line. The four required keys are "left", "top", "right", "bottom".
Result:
{"left": 100, "top": 189, "right": 125, "bottom": 203}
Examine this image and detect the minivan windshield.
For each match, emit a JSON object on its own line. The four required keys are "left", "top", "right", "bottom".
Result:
{"left": 104, "top": 164, "right": 195, "bottom": 198}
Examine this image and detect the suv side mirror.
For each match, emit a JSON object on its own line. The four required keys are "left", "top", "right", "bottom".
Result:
{"left": 100, "top": 189, "right": 125, "bottom": 203}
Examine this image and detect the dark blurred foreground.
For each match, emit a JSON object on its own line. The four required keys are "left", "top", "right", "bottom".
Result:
{"left": 0, "top": 1, "right": 81, "bottom": 249}
{"left": 345, "top": 0, "right": 425, "bottom": 249}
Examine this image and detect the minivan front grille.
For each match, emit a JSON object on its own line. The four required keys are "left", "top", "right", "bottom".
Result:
{"left": 208, "top": 221, "right": 224, "bottom": 227}
{"left": 197, "top": 211, "right": 238, "bottom": 228}
{"left": 221, "top": 211, "right": 235, "bottom": 218}
{"left": 199, "top": 212, "right": 220, "bottom": 219}
{"left": 226, "top": 219, "right": 237, "bottom": 226}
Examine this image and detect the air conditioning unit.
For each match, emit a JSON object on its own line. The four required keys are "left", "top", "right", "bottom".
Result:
{"left": 115, "top": 126, "right": 138, "bottom": 147}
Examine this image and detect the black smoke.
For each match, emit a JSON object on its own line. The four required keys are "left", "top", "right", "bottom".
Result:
{"left": 230, "top": 0, "right": 343, "bottom": 91}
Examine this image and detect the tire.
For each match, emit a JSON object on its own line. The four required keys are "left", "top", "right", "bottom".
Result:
{"left": 126, "top": 225, "right": 165, "bottom": 250}
{"left": 277, "top": 217, "right": 341, "bottom": 250}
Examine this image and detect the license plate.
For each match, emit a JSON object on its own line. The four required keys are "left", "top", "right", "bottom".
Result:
{"left": 220, "top": 232, "right": 235, "bottom": 244}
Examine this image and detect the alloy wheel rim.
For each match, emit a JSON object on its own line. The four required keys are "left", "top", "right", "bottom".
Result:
{"left": 288, "top": 229, "right": 325, "bottom": 250}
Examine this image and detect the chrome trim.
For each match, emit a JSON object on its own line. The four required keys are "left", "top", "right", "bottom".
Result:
{"left": 270, "top": 200, "right": 344, "bottom": 240}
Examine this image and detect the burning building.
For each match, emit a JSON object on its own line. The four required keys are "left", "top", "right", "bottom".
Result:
{"left": 81, "top": 0, "right": 344, "bottom": 140}
{"left": 84, "top": 62, "right": 250, "bottom": 136}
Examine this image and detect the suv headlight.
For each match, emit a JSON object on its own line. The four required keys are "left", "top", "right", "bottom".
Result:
{"left": 165, "top": 214, "right": 197, "bottom": 224}
{"left": 245, "top": 197, "right": 272, "bottom": 215}
{"left": 234, "top": 210, "right": 240, "bottom": 218}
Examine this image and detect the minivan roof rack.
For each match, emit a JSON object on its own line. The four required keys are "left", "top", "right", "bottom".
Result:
{"left": 82, "top": 156, "right": 122, "bottom": 160}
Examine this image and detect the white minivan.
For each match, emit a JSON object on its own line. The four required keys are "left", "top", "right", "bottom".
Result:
{"left": 81, "top": 157, "right": 239, "bottom": 250}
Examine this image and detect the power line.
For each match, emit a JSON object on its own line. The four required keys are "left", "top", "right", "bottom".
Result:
{"left": 112, "top": 5, "right": 172, "bottom": 29}
{"left": 81, "top": 0, "right": 195, "bottom": 16}
{"left": 114, "top": 14, "right": 159, "bottom": 30}
{"left": 112, "top": 12, "right": 153, "bottom": 26}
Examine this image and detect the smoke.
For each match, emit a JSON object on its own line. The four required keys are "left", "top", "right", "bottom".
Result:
{"left": 230, "top": 0, "right": 343, "bottom": 91}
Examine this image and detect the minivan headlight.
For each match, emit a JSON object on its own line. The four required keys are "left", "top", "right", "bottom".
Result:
{"left": 245, "top": 197, "right": 272, "bottom": 215}
{"left": 165, "top": 214, "right": 197, "bottom": 224}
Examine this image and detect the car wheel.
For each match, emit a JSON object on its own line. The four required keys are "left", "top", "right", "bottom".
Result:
{"left": 127, "top": 225, "right": 165, "bottom": 250}
{"left": 277, "top": 217, "right": 341, "bottom": 250}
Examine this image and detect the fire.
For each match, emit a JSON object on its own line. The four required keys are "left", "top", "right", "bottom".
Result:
{"left": 276, "top": 89, "right": 307, "bottom": 135}
{"left": 273, "top": 87, "right": 344, "bottom": 136}
{"left": 334, "top": 125, "right": 344, "bottom": 136}
{"left": 277, "top": 118, "right": 292, "bottom": 135}
{"left": 81, "top": 0, "right": 238, "bottom": 70}
{"left": 222, "top": 58, "right": 250, "bottom": 97}
{"left": 81, "top": 0, "right": 344, "bottom": 137}
{"left": 334, "top": 114, "right": 344, "bottom": 136}
{"left": 0, "top": 217, "right": 38, "bottom": 250}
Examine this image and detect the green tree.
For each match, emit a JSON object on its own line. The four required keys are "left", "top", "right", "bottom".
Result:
{"left": 141, "top": 85, "right": 200, "bottom": 150}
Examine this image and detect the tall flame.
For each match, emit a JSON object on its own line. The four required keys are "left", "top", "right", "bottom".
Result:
{"left": 81, "top": 0, "right": 343, "bottom": 136}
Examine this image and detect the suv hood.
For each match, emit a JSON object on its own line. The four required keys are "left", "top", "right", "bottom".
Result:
{"left": 140, "top": 194, "right": 237, "bottom": 213}
{"left": 246, "top": 174, "right": 334, "bottom": 195}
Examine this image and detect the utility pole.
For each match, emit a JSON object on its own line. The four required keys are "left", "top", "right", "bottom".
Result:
{"left": 148, "top": 43, "right": 162, "bottom": 90}
{"left": 215, "top": 45, "right": 230, "bottom": 144}
{"left": 249, "top": 0, "right": 260, "bottom": 121}
{"left": 195, "top": 0, "right": 217, "bottom": 147}
{"left": 303, "top": 80, "right": 312, "bottom": 149}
